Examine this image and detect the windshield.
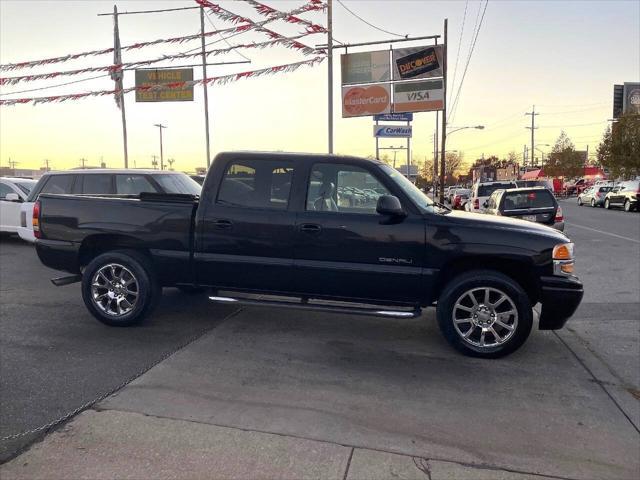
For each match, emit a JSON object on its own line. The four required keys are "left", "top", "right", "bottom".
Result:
{"left": 152, "top": 174, "right": 202, "bottom": 196}
{"left": 14, "top": 180, "right": 37, "bottom": 195}
{"left": 379, "top": 164, "right": 436, "bottom": 213}
{"left": 478, "top": 182, "right": 517, "bottom": 197}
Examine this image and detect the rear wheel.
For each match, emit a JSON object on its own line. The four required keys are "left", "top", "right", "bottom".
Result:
{"left": 604, "top": 198, "right": 610, "bottom": 209}
{"left": 81, "top": 250, "right": 160, "bottom": 327}
{"left": 436, "top": 270, "right": 533, "bottom": 358}
{"left": 577, "top": 197, "right": 583, "bottom": 206}
{"left": 590, "top": 198, "right": 596, "bottom": 207}
{"left": 624, "top": 200, "right": 631, "bottom": 212}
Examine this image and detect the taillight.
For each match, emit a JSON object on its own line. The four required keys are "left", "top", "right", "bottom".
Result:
{"left": 474, "top": 199, "right": 479, "bottom": 209}
{"left": 32, "top": 200, "right": 41, "bottom": 239}
{"left": 555, "top": 205, "right": 563, "bottom": 222}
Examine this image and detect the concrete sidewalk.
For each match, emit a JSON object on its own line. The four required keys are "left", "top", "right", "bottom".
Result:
{"left": 2, "top": 306, "right": 638, "bottom": 480}
{"left": 1, "top": 409, "right": 551, "bottom": 480}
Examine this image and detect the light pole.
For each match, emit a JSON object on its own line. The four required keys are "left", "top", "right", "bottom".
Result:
{"left": 154, "top": 123, "right": 167, "bottom": 171}
{"left": 535, "top": 143, "right": 550, "bottom": 167}
{"left": 440, "top": 126, "right": 484, "bottom": 201}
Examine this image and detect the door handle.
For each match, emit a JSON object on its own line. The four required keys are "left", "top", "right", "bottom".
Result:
{"left": 213, "top": 219, "right": 233, "bottom": 229}
{"left": 299, "top": 223, "right": 322, "bottom": 233}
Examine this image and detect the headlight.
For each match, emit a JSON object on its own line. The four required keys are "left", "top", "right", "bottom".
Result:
{"left": 553, "top": 242, "right": 575, "bottom": 276}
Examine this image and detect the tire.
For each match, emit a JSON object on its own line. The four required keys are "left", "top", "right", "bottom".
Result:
{"left": 624, "top": 200, "right": 631, "bottom": 212}
{"left": 577, "top": 197, "right": 583, "bottom": 206}
{"left": 590, "top": 199, "right": 596, "bottom": 208}
{"left": 81, "top": 250, "right": 160, "bottom": 327}
{"left": 604, "top": 198, "right": 610, "bottom": 209}
{"left": 436, "top": 270, "right": 533, "bottom": 359}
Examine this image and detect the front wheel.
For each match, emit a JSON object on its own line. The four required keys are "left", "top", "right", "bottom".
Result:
{"left": 577, "top": 197, "right": 583, "bottom": 206}
{"left": 624, "top": 200, "right": 631, "bottom": 212}
{"left": 81, "top": 250, "right": 160, "bottom": 327}
{"left": 436, "top": 270, "right": 533, "bottom": 358}
{"left": 604, "top": 198, "right": 610, "bottom": 209}
{"left": 591, "top": 198, "right": 596, "bottom": 207}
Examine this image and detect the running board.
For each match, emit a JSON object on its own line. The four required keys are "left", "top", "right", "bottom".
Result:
{"left": 209, "top": 296, "right": 421, "bottom": 319}
{"left": 51, "top": 274, "right": 82, "bottom": 286}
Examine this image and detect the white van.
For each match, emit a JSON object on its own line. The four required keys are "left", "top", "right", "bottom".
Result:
{"left": 465, "top": 180, "right": 518, "bottom": 213}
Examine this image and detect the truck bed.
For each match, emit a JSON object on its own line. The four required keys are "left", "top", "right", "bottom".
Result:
{"left": 36, "top": 193, "right": 198, "bottom": 284}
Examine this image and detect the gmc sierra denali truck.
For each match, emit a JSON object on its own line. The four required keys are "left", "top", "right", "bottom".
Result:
{"left": 33, "top": 152, "right": 583, "bottom": 358}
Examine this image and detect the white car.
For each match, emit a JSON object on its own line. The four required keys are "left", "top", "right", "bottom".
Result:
{"left": 465, "top": 180, "right": 518, "bottom": 213}
{"left": 18, "top": 169, "right": 202, "bottom": 242}
{"left": 0, "top": 177, "right": 37, "bottom": 235}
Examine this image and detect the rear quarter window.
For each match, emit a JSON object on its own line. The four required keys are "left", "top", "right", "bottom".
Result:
{"left": 502, "top": 190, "right": 556, "bottom": 210}
{"left": 478, "top": 183, "right": 516, "bottom": 197}
{"left": 39, "top": 175, "right": 75, "bottom": 195}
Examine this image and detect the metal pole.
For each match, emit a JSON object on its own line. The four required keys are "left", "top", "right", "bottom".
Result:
{"left": 530, "top": 105, "right": 535, "bottom": 168}
{"left": 434, "top": 111, "right": 439, "bottom": 196}
{"left": 327, "top": 0, "right": 334, "bottom": 154}
{"left": 375, "top": 119, "right": 379, "bottom": 159}
{"left": 439, "top": 19, "right": 448, "bottom": 204}
{"left": 200, "top": 6, "right": 212, "bottom": 168}
{"left": 407, "top": 119, "right": 411, "bottom": 182}
{"left": 113, "top": 6, "right": 129, "bottom": 169}
{"left": 159, "top": 126, "right": 164, "bottom": 171}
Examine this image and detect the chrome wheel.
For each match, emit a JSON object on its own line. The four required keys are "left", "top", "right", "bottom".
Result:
{"left": 624, "top": 200, "right": 631, "bottom": 212}
{"left": 91, "top": 263, "right": 139, "bottom": 316}
{"left": 590, "top": 199, "right": 596, "bottom": 207}
{"left": 452, "top": 287, "right": 518, "bottom": 348}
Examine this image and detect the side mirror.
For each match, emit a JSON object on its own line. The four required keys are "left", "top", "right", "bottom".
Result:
{"left": 5, "top": 193, "right": 21, "bottom": 202}
{"left": 483, "top": 200, "right": 489, "bottom": 208}
{"left": 376, "top": 195, "right": 405, "bottom": 217}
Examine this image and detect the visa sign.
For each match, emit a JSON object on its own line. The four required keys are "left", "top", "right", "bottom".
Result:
{"left": 393, "top": 79, "right": 444, "bottom": 113}
{"left": 373, "top": 125, "right": 412, "bottom": 138}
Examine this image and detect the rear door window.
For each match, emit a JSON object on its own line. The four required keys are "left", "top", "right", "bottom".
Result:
{"left": 40, "top": 175, "right": 75, "bottom": 195}
{"left": 80, "top": 174, "right": 113, "bottom": 194}
{"left": 217, "top": 160, "right": 294, "bottom": 210}
{"left": 115, "top": 174, "right": 157, "bottom": 194}
{"left": 502, "top": 190, "right": 555, "bottom": 210}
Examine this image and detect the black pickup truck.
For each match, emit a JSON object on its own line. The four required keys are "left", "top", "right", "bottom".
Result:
{"left": 34, "top": 152, "right": 583, "bottom": 358}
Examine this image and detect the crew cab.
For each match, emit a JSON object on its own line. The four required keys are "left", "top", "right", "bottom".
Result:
{"left": 33, "top": 152, "right": 584, "bottom": 358}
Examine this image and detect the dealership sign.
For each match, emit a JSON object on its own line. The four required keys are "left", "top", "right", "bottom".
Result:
{"left": 341, "top": 50, "right": 391, "bottom": 85}
{"left": 392, "top": 45, "right": 443, "bottom": 80}
{"left": 393, "top": 79, "right": 443, "bottom": 113}
{"left": 135, "top": 68, "right": 194, "bottom": 102}
{"left": 342, "top": 84, "right": 391, "bottom": 117}
{"left": 373, "top": 125, "right": 412, "bottom": 138}
{"left": 374, "top": 112, "right": 413, "bottom": 122}
{"left": 623, "top": 82, "right": 640, "bottom": 115}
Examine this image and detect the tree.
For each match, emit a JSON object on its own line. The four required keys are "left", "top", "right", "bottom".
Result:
{"left": 444, "top": 152, "right": 464, "bottom": 182}
{"left": 544, "top": 131, "right": 583, "bottom": 178}
{"left": 598, "top": 113, "right": 640, "bottom": 178}
{"left": 507, "top": 151, "right": 519, "bottom": 163}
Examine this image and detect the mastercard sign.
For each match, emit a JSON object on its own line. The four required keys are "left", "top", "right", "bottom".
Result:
{"left": 341, "top": 84, "right": 391, "bottom": 118}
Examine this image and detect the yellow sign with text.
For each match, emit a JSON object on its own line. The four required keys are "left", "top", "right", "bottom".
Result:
{"left": 135, "top": 68, "right": 194, "bottom": 102}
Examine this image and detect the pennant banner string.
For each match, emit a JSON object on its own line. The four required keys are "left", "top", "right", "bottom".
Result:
{"left": 0, "top": 0, "right": 326, "bottom": 72}
{"left": 0, "top": 34, "right": 320, "bottom": 86}
{"left": 0, "top": 56, "right": 326, "bottom": 106}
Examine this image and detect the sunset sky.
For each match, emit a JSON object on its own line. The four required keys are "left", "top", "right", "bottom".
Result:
{"left": 0, "top": 0, "right": 638, "bottom": 173}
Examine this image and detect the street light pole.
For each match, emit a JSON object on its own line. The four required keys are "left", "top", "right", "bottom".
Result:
{"left": 154, "top": 123, "right": 167, "bottom": 171}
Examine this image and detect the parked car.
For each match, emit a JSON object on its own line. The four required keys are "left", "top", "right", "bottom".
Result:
{"left": 466, "top": 181, "right": 518, "bottom": 213}
{"left": 451, "top": 188, "right": 471, "bottom": 210}
{"left": 190, "top": 175, "right": 206, "bottom": 185}
{"left": 577, "top": 185, "right": 613, "bottom": 207}
{"left": 604, "top": 180, "right": 639, "bottom": 212}
{"left": 0, "top": 177, "right": 37, "bottom": 234}
{"left": 484, "top": 187, "right": 564, "bottom": 231}
{"left": 446, "top": 185, "right": 462, "bottom": 203}
{"left": 33, "top": 152, "right": 583, "bottom": 359}
{"left": 516, "top": 179, "right": 553, "bottom": 190}
{"left": 18, "top": 169, "right": 201, "bottom": 243}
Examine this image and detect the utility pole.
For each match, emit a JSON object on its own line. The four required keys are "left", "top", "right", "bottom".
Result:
{"left": 112, "top": 6, "right": 129, "bottom": 169}
{"left": 200, "top": 5, "right": 212, "bottom": 168}
{"left": 44, "top": 159, "right": 50, "bottom": 171}
{"left": 525, "top": 105, "right": 538, "bottom": 169}
{"left": 327, "top": 0, "right": 334, "bottom": 154}
{"left": 439, "top": 18, "right": 448, "bottom": 204}
{"left": 80, "top": 158, "right": 87, "bottom": 168}
{"left": 154, "top": 123, "right": 167, "bottom": 170}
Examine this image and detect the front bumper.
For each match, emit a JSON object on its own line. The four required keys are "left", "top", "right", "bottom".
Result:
{"left": 538, "top": 275, "right": 584, "bottom": 330}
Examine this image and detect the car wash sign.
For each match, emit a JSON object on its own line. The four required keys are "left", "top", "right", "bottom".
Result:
{"left": 373, "top": 125, "right": 412, "bottom": 138}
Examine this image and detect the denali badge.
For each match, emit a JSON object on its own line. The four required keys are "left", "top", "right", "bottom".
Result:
{"left": 379, "top": 257, "right": 413, "bottom": 265}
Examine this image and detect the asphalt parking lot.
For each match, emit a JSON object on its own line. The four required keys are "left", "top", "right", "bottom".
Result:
{"left": 1, "top": 199, "right": 638, "bottom": 479}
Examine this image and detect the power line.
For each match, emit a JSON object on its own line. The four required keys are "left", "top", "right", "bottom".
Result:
{"left": 0, "top": 73, "right": 110, "bottom": 96}
{"left": 204, "top": 11, "right": 251, "bottom": 62}
{"left": 336, "top": 0, "right": 406, "bottom": 38}
{"left": 449, "top": 0, "right": 469, "bottom": 107}
{"left": 448, "top": 0, "right": 489, "bottom": 123}
{"left": 538, "top": 121, "right": 608, "bottom": 128}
